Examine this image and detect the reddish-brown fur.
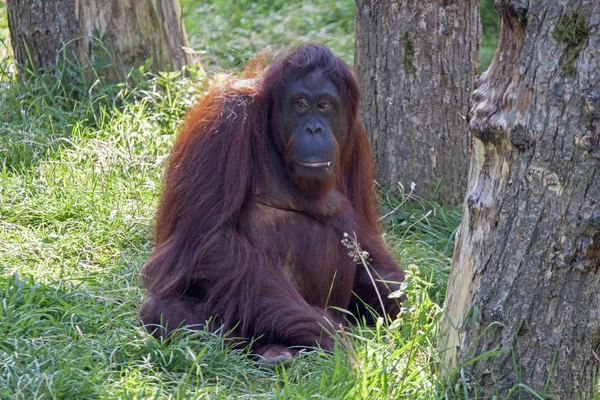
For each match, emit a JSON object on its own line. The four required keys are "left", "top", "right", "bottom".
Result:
{"left": 140, "top": 44, "right": 405, "bottom": 355}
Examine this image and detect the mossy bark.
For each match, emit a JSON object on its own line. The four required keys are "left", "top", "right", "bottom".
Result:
{"left": 7, "top": 0, "right": 193, "bottom": 81}
{"left": 441, "top": 0, "right": 600, "bottom": 397}
{"left": 354, "top": 0, "right": 481, "bottom": 205}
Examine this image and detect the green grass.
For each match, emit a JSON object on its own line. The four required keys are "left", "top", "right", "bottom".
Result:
{"left": 0, "top": 1, "right": 503, "bottom": 398}
{"left": 479, "top": 0, "right": 500, "bottom": 72}
{"left": 180, "top": 0, "right": 355, "bottom": 70}
{"left": 0, "top": 1, "right": 8, "bottom": 62}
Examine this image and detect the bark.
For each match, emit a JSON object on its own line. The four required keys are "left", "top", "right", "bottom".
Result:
{"left": 441, "top": 0, "right": 600, "bottom": 398}
{"left": 6, "top": 0, "right": 192, "bottom": 80}
{"left": 354, "top": 0, "right": 481, "bottom": 205}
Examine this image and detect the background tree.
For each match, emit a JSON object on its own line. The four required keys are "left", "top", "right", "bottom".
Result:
{"left": 6, "top": 0, "right": 192, "bottom": 80}
{"left": 354, "top": 0, "right": 481, "bottom": 204}
{"left": 441, "top": 0, "right": 599, "bottom": 397}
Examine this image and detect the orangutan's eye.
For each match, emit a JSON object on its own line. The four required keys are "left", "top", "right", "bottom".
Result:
{"left": 318, "top": 100, "right": 332, "bottom": 112}
{"left": 295, "top": 99, "right": 309, "bottom": 111}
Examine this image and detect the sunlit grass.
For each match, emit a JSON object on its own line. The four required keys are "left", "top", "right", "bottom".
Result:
{"left": 180, "top": 0, "right": 355, "bottom": 70}
{"left": 0, "top": 2, "right": 9, "bottom": 62}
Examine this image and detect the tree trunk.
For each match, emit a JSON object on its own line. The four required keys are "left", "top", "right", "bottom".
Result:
{"left": 441, "top": 1, "right": 600, "bottom": 398}
{"left": 6, "top": 0, "right": 192, "bottom": 80}
{"left": 354, "top": 0, "right": 481, "bottom": 205}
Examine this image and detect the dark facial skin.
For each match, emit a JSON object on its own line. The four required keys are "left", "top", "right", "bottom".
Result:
{"left": 278, "top": 69, "right": 348, "bottom": 181}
